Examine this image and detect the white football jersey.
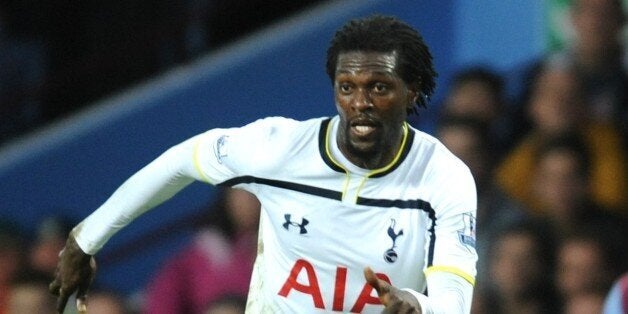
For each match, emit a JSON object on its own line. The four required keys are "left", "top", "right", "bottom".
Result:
{"left": 192, "top": 116, "right": 478, "bottom": 313}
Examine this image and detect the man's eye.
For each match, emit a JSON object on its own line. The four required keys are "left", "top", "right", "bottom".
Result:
{"left": 339, "top": 84, "right": 352, "bottom": 92}
{"left": 373, "top": 83, "right": 388, "bottom": 93}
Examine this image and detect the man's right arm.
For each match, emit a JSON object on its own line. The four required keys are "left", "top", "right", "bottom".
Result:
{"left": 49, "top": 117, "right": 274, "bottom": 312}
{"left": 73, "top": 135, "right": 203, "bottom": 254}
{"left": 50, "top": 134, "right": 209, "bottom": 312}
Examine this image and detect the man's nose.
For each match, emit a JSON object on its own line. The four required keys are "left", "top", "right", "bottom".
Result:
{"left": 352, "top": 89, "right": 372, "bottom": 111}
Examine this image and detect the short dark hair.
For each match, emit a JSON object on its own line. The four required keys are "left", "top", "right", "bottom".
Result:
{"left": 326, "top": 15, "right": 437, "bottom": 113}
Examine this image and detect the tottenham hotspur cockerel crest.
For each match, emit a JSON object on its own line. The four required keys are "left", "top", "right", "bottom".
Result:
{"left": 383, "top": 218, "right": 404, "bottom": 263}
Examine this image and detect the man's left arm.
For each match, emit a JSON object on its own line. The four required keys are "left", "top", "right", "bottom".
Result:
{"left": 402, "top": 271, "right": 473, "bottom": 314}
{"left": 410, "top": 155, "right": 478, "bottom": 313}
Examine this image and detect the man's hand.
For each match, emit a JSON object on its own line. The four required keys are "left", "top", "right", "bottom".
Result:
{"left": 48, "top": 232, "right": 97, "bottom": 314}
{"left": 364, "top": 267, "right": 422, "bottom": 314}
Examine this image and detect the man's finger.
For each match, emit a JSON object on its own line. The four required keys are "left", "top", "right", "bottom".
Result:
{"left": 49, "top": 279, "right": 61, "bottom": 296}
{"left": 364, "top": 267, "right": 382, "bottom": 292}
{"left": 56, "top": 289, "right": 71, "bottom": 314}
{"left": 76, "top": 276, "right": 90, "bottom": 314}
{"left": 364, "top": 267, "right": 391, "bottom": 305}
{"left": 76, "top": 296, "right": 88, "bottom": 314}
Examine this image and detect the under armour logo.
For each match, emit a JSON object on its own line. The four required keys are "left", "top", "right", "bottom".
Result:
{"left": 283, "top": 214, "right": 309, "bottom": 234}
{"left": 384, "top": 218, "right": 404, "bottom": 263}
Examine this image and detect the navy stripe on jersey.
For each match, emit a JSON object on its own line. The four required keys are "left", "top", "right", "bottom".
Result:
{"left": 358, "top": 196, "right": 437, "bottom": 267}
{"left": 220, "top": 175, "right": 438, "bottom": 267}
{"left": 218, "top": 175, "right": 343, "bottom": 200}
{"left": 356, "top": 197, "right": 432, "bottom": 210}
{"left": 427, "top": 213, "right": 437, "bottom": 267}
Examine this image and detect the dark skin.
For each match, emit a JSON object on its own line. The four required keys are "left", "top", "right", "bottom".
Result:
{"left": 48, "top": 229, "right": 96, "bottom": 314}
{"left": 335, "top": 50, "right": 421, "bottom": 313}
{"left": 49, "top": 50, "right": 422, "bottom": 313}
{"left": 334, "top": 51, "right": 417, "bottom": 169}
{"left": 365, "top": 267, "right": 422, "bottom": 314}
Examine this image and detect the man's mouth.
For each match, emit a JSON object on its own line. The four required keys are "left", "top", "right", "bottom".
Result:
{"left": 350, "top": 118, "right": 379, "bottom": 137}
{"left": 352, "top": 125, "right": 375, "bottom": 136}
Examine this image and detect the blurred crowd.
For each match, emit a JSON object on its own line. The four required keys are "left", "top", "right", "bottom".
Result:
{"left": 0, "top": 187, "right": 260, "bottom": 314}
{"left": 1, "top": 0, "right": 628, "bottom": 313}
{"left": 0, "top": 0, "right": 324, "bottom": 146}
{"left": 0, "top": 216, "right": 136, "bottom": 314}
{"left": 440, "top": 1, "right": 628, "bottom": 312}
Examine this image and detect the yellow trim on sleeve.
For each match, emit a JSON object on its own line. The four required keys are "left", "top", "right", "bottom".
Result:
{"left": 425, "top": 265, "right": 475, "bottom": 286}
{"left": 193, "top": 138, "right": 214, "bottom": 184}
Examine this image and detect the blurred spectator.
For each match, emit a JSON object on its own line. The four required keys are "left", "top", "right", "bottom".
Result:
{"left": 28, "top": 217, "right": 72, "bottom": 277}
{"left": 531, "top": 133, "right": 628, "bottom": 239}
{"left": 1, "top": 216, "right": 72, "bottom": 314}
{"left": 143, "top": 187, "right": 260, "bottom": 314}
{"left": 555, "top": 234, "right": 624, "bottom": 304}
{"left": 204, "top": 294, "right": 246, "bottom": 314}
{"left": 0, "top": 222, "right": 25, "bottom": 314}
{"left": 437, "top": 116, "right": 492, "bottom": 190}
{"left": 470, "top": 287, "right": 499, "bottom": 314}
{"left": 439, "top": 66, "right": 516, "bottom": 159}
{"left": 495, "top": 61, "right": 627, "bottom": 214}
{"left": 563, "top": 291, "right": 606, "bottom": 314}
{"left": 514, "top": 0, "right": 627, "bottom": 149}
{"left": 6, "top": 270, "right": 55, "bottom": 314}
{"left": 483, "top": 220, "right": 559, "bottom": 314}
{"left": 603, "top": 272, "right": 628, "bottom": 314}
{"left": 86, "top": 289, "right": 130, "bottom": 314}
{"left": 436, "top": 115, "right": 527, "bottom": 277}
{"left": 550, "top": 0, "right": 627, "bottom": 136}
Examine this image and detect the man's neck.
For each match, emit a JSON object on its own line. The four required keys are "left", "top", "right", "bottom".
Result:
{"left": 338, "top": 129, "right": 404, "bottom": 170}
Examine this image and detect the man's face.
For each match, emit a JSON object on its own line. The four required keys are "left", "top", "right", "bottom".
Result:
{"left": 334, "top": 51, "right": 415, "bottom": 162}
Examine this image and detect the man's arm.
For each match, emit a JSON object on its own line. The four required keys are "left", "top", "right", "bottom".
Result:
{"left": 73, "top": 138, "right": 201, "bottom": 254}
{"left": 49, "top": 135, "right": 205, "bottom": 313}
{"left": 49, "top": 230, "right": 95, "bottom": 314}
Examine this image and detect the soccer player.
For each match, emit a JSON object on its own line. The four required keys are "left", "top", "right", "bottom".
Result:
{"left": 49, "top": 15, "right": 477, "bottom": 313}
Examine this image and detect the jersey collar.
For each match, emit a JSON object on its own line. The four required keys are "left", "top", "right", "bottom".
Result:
{"left": 318, "top": 116, "right": 415, "bottom": 178}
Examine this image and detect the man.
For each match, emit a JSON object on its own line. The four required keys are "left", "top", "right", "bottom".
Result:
{"left": 50, "top": 15, "right": 477, "bottom": 313}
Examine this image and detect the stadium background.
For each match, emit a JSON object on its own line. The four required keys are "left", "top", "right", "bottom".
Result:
{"left": 0, "top": 0, "right": 611, "bottom": 298}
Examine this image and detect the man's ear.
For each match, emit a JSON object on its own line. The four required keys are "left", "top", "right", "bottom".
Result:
{"left": 406, "top": 88, "right": 419, "bottom": 110}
